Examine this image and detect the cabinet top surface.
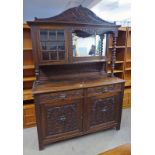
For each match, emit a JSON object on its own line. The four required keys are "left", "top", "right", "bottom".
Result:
{"left": 33, "top": 77, "right": 125, "bottom": 95}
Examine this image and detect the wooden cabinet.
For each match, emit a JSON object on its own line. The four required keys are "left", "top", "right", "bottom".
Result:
{"left": 23, "top": 25, "right": 131, "bottom": 129}
{"left": 33, "top": 80, "right": 124, "bottom": 150}
{"left": 27, "top": 5, "right": 125, "bottom": 150}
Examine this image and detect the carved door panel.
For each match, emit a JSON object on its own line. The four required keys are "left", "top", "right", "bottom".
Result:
{"left": 41, "top": 99, "right": 83, "bottom": 139}
{"left": 86, "top": 94, "right": 119, "bottom": 131}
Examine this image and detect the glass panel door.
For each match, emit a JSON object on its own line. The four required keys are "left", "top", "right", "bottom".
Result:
{"left": 39, "top": 29, "right": 65, "bottom": 61}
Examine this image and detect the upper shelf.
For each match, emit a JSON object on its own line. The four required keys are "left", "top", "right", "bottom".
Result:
{"left": 23, "top": 65, "right": 35, "bottom": 70}
{"left": 23, "top": 48, "right": 32, "bottom": 51}
{"left": 23, "top": 76, "right": 36, "bottom": 82}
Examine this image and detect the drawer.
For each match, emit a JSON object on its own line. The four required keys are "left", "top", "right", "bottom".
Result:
{"left": 39, "top": 89, "right": 83, "bottom": 103}
{"left": 87, "top": 84, "right": 122, "bottom": 97}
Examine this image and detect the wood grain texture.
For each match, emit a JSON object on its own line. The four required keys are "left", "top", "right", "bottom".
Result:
{"left": 26, "top": 6, "right": 125, "bottom": 150}
{"left": 33, "top": 77, "right": 124, "bottom": 94}
{"left": 98, "top": 144, "right": 131, "bottom": 155}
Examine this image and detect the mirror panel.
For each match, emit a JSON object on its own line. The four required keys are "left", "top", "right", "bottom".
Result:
{"left": 72, "top": 31, "right": 107, "bottom": 57}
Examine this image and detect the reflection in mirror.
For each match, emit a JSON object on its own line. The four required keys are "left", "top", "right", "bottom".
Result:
{"left": 72, "top": 31, "right": 106, "bottom": 57}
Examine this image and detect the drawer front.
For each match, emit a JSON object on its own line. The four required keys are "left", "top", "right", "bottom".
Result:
{"left": 87, "top": 84, "right": 122, "bottom": 97}
{"left": 39, "top": 89, "right": 83, "bottom": 103}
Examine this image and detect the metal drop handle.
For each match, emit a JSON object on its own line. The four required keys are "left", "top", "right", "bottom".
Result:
{"left": 59, "top": 116, "right": 66, "bottom": 121}
{"left": 59, "top": 93, "right": 67, "bottom": 98}
{"left": 101, "top": 108, "right": 107, "bottom": 112}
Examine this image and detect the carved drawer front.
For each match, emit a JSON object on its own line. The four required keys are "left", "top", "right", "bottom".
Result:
{"left": 39, "top": 89, "right": 83, "bottom": 103}
{"left": 87, "top": 84, "right": 121, "bottom": 96}
{"left": 88, "top": 96, "right": 117, "bottom": 128}
{"left": 43, "top": 100, "right": 82, "bottom": 137}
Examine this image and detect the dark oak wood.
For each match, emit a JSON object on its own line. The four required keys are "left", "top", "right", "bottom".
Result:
{"left": 27, "top": 5, "right": 124, "bottom": 150}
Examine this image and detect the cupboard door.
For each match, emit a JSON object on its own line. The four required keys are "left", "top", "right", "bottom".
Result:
{"left": 86, "top": 94, "right": 119, "bottom": 132}
{"left": 41, "top": 99, "right": 83, "bottom": 140}
{"left": 38, "top": 29, "right": 68, "bottom": 64}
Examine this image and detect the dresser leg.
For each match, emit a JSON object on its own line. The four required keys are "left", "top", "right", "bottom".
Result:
{"left": 116, "top": 124, "right": 120, "bottom": 130}
{"left": 39, "top": 143, "right": 44, "bottom": 150}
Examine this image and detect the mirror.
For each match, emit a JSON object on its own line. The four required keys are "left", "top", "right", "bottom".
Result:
{"left": 72, "top": 30, "right": 107, "bottom": 57}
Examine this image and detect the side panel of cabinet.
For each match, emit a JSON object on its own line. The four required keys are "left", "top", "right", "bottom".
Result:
{"left": 39, "top": 99, "right": 83, "bottom": 146}
{"left": 85, "top": 93, "right": 121, "bottom": 133}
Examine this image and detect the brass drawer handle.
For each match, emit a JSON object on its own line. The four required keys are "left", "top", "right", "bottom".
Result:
{"left": 101, "top": 108, "right": 107, "bottom": 112}
{"left": 59, "top": 93, "right": 67, "bottom": 99}
{"left": 103, "top": 88, "right": 108, "bottom": 92}
{"left": 59, "top": 116, "right": 66, "bottom": 121}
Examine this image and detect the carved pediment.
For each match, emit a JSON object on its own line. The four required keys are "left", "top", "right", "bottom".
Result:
{"left": 32, "top": 5, "right": 116, "bottom": 26}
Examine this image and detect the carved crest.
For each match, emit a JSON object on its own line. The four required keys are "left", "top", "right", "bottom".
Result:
{"left": 29, "top": 5, "right": 116, "bottom": 27}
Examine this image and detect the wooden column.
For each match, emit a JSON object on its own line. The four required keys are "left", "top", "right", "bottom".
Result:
{"left": 111, "top": 33, "right": 117, "bottom": 77}
{"left": 100, "top": 34, "right": 104, "bottom": 55}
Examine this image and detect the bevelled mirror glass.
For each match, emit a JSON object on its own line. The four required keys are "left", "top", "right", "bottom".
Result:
{"left": 72, "top": 30, "right": 107, "bottom": 57}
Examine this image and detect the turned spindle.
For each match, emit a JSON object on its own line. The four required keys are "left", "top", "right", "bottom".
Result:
{"left": 111, "top": 34, "right": 117, "bottom": 77}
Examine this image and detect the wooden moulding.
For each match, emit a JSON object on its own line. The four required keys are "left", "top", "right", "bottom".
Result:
{"left": 32, "top": 77, "right": 125, "bottom": 95}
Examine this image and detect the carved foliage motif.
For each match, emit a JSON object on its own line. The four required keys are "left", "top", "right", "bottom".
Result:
{"left": 88, "top": 84, "right": 121, "bottom": 96}
{"left": 46, "top": 103, "right": 78, "bottom": 136}
{"left": 90, "top": 96, "right": 115, "bottom": 126}
{"left": 34, "top": 5, "right": 116, "bottom": 27}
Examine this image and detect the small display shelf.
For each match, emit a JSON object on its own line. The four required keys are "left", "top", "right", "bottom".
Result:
{"left": 108, "top": 27, "right": 131, "bottom": 108}
{"left": 23, "top": 65, "right": 35, "bottom": 70}
{"left": 23, "top": 29, "right": 32, "bottom": 49}
{"left": 23, "top": 102, "right": 36, "bottom": 128}
{"left": 23, "top": 89, "right": 33, "bottom": 101}
{"left": 23, "top": 24, "right": 36, "bottom": 128}
{"left": 107, "top": 48, "right": 125, "bottom": 62}
{"left": 23, "top": 76, "right": 36, "bottom": 82}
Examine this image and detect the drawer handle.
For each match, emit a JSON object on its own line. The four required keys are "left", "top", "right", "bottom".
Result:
{"left": 59, "top": 94, "right": 67, "bottom": 99}
{"left": 101, "top": 108, "right": 107, "bottom": 112}
{"left": 59, "top": 116, "right": 66, "bottom": 121}
{"left": 103, "top": 88, "right": 108, "bottom": 92}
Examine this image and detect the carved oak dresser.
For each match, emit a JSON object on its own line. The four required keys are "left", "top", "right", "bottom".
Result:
{"left": 27, "top": 5, "right": 125, "bottom": 150}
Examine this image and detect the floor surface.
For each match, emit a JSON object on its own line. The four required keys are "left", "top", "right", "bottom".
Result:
{"left": 23, "top": 108, "right": 131, "bottom": 155}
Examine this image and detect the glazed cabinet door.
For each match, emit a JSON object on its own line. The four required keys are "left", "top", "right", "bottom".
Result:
{"left": 37, "top": 28, "right": 68, "bottom": 65}
{"left": 40, "top": 99, "right": 83, "bottom": 143}
{"left": 86, "top": 94, "right": 120, "bottom": 132}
